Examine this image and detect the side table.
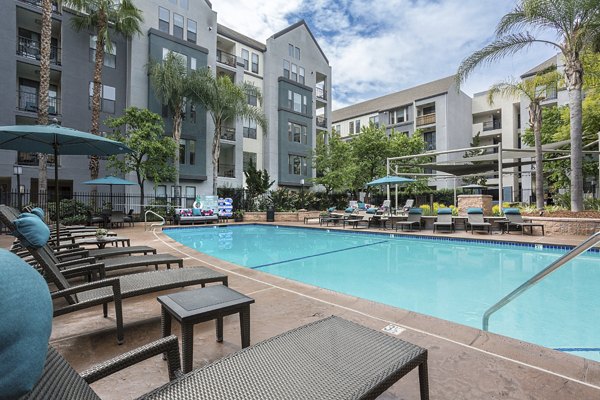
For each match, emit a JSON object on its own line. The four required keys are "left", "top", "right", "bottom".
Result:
{"left": 158, "top": 285, "right": 255, "bottom": 373}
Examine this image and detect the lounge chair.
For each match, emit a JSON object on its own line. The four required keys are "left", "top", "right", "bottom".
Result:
{"left": 344, "top": 211, "right": 370, "bottom": 228}
{"left": 124, "top": 209, "right": 135, "bottom": 226}
{"left": 503, "top": 208, "right": 545, "bottom": 235}
{"left": 402, "top": 199, "right": 415, "bottom": 214}
{"left": 466, "top": 208, "right": 491, "bottom": 234}
{"left": 433, "top": 208, "right": 454, "bottom": 233}
{"left": 394, "top": 208, "right": 423, "bottom": 231}
{"left": 109, "top": 210, "right": 125, "bottom": 228}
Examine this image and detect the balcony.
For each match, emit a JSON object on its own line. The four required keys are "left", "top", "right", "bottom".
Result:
{"left": 416, "top": 113, "right": 435, "bottom": 127}
{"left": 17, "top": 90, "right": 61, "bottom": 115}
{"left": 220, "top": 126, "right": 235, "bottom": 141}
{"left": 216, "top": 49, "right": 236, "bottom": 68}
{"left": 315, "top": 87, "right": 327, "bottom": 101}
{"left": 483, "top": 120, "right": 501, "bottom": 131}
{"left": 17, "top": 0, "right": 61, "bottom": 13}
{"left": 316, "top": 116, "right": 327, "bottom": 128}
{"left": 218, "top": 163, "right": 235, "bottom": 178}
{"left": 17, "top": 36, "right": 62, "bottom": 66}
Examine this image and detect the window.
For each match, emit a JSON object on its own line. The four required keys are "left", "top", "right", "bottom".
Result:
{"left": 190, "top": 57, "right": 196, "bottom": 70}
{"left": 185, "top": 186, "right": 196, "bottom": 208}
{"left": 89, "top": 36, "right": 116, "bottom": 68}
{"left": 243, "top": 119, "right": 257, "bottom": 139}
{"left": 88, "top": 82, "right": 115, "bottom": 113}
{"left": 288, "top": 44, "right": 294, "bottom": 57}
{"left": 173, "top": 13, "right": 184, "bottom": 39}
{"left": 187, "top": 19, "right": 197, "bottom": 43}
{"left": 241, "top": 49, "right": 249, "bottom": 70}
{"left": 243, "top": 152, "right": 257, "bottom": 172}
{"left": 334, "top": 124, "right": 341, "bottom": 133}
{"left": 423, "top": 131, "right": 436, "bottom": 150}
{"left": 188, "top": 140, "right": 195, "bottom": 165}
{"left": 179, "top": 139, "right": 186, "bottom": 164}
{"left": 283, "top": 60, "right": 290, "bottom": 79}
{"left": 369, "top": 115, "right": 379, "bottom": 127}
{"left": 158, "top": 7, "right": 169, "bottom": 33}
{"left": 288, "top": 155, "right": 307, "bottom": 175}
{"left": 349, "top": 121, "right": 354, "bottom": 134}
{"left": 190, "top": 103, "right": 196, "bottom": 123}
{"left": 293, "top": 92, "right": 301, "bottom": 113}
{"left": 247, "top": 91, "right": 257, "bottom": 107}
{"left": 389, "top": 107, "right": 407, "bottom": 124}
{"left": 298, "top": 67, "right": 305, "bottom": 85}
{"left": 171, "top": 186, "right": 181, "bottom": 198}
{"left": 303, "top": 95, "right": 308, "bottom": 114}
{"left": 162, "top": 48, "right": 187, "bottom": 65}
{"left": 156, "top": 185, "right": 167, "bottom": 198}
{"left": 355, "top": 120, "right": 361, "bottom": 133}
{"left": 291, "top": 64, "right": 297, "bottom": 81}
{"left": 251, "top": 53, "right": 259, "bottom": 73}
{"left": 422, "top": 105, "right": 435, "bottom": 115}
{"left": 295, "top": 47, "right": 300, "bottom": 60}
{"left": 288, "top": 122, "right": 307, "bottom": 144}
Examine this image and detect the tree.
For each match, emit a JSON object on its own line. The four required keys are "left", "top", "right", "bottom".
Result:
{"left": 488, "top": 71, "right": 561, "bottom": 210}
{"left": 65, "top": 0, "right": 143, "bottom": 183}
{"left": 313, "top": 131, "right": 355, "bottom": 194}
{"left": 105, "top": 107, "right": 177, "bottom": 209}
{"left": 462, "top": 132, "right": 488, "bottom": 186}
{"left": 244, "top": 159, "right": 274, "bottom": 203}
{"left": 148, "top": 52, "right": 189, "bottom": 193}
{"left": 189, "top": 69, "right": 267, "bottom": 196}
{"left": 457, "top": 0, "right": 600, "bottom": 211}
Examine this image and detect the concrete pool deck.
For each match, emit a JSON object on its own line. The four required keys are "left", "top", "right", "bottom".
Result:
{"left": 5, "top": 222, "right": 600, "bottom": 399}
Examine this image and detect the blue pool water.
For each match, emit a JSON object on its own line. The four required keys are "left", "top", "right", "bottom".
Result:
{"left": 165, "top": 225, "right": 600, "bottom": 361}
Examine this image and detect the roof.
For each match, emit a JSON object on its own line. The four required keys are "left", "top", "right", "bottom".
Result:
{"left": 520, "top": 55, "right": 557, "bottom": 79}
{"left": 270, "top": 20, "right": 329, "bottom": 64}
{"left": 217, "top": 24, "right": 266, "bottom": 52}
{"left": 332, "top": 76, "right": 456, "bottom": 123}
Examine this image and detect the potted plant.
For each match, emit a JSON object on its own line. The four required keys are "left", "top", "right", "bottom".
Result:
{"left": 233, "top": 210, "right": 244, "bottom": 222}
{"left": 95, "top": 228, "right": 108, "bottom": 240}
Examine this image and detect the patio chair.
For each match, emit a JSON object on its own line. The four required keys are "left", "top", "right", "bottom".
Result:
{"left": 402, "top": 199, "right": 415, "bottom": 214}
{"left": 109, "top": 210, "right": 125, "bottom": 229}
{"left": 344, "top": 211, "right": 370, "bottom": 228}
{"left": 86, "top": 210, "right": 105, "bottom": 227}
{"left": 394, "top": 208, "right": 423, "bottom": 231}
{"left": 503, "top": 208, "right": 545, "bottom": 235}
{"left": 124, "top": 209, "right": 134, "bottom": 227}
{"left": 433, "top": 208, "right": 454, "bottom": 233}
{"left": 466, "top": 208, "right": 491, "bottom": 234}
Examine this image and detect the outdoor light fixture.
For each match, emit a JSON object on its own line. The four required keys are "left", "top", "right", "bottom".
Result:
{"left": 13, "top": 165, "right": 23, "bottom": 210}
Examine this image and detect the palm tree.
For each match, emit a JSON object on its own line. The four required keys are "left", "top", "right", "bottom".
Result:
{"left": 189, "top": 69, "right": 267, "bottom": 195}
{"left": 148, "top": 52, "right": 189, "bottom": 194}
{"left": 488, "top": 71, "right": 561, "bottom": 210}
{"left": 64, "top": 0, "right": 142, "bottom": 182}
{"left": 457, "top": 0, "right": 600, "bottom": 211}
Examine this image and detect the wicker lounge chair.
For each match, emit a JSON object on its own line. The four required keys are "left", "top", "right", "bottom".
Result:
{"left": 466, "top": 208, "right": 491, "bottom": 234}
{"left": 22, "top": 316, "right": 429, "bottom": 399}
{"left": 503, "top": 208, "right": 545, "bottom": 235}
{"left": 394, "top": 208, "right": 423, "bottom": 231}
{"left": 433, "top": 208, "right": 454, "bottom": 232}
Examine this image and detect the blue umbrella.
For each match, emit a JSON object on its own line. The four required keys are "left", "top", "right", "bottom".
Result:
{"left": 0, "top": 124, "right": 132, "bottom": 242}
{"left": 366, "top": 175, "right": 415, "bottom": 186}
{"left": 84, "top": 176, "right": 135, "bottom": 207}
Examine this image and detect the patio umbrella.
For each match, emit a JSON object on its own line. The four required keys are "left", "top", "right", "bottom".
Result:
{"left": 0, "top": 124, "right": 132, "bottom": 242}
{"left": 366, "top": 175, "right": 415, "bottom": 186}
{"left": 83, "top": 176, "right": 135, "bottom": 207}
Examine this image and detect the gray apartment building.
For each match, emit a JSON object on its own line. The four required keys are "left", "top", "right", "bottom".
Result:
{"left": 0, "top": 0, "right": 331, "bottom": 203}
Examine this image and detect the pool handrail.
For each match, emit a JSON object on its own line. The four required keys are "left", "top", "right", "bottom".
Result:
{"left": 482, "top": 231, "right": 600, "bottom": 331}
{"left": 144, "top": 209, "right": 165, "bottom": 231}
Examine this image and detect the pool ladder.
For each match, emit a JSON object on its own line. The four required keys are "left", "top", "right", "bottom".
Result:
{"left": 482, "top": 231, "right": 600, "bottom": 331}
{"left": 144, "top": 210, "right": 165, "bottom": 231}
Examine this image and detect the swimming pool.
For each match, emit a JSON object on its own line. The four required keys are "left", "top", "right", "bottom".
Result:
{"left": 165, "top": 225, "right": 600, "bottom": 361}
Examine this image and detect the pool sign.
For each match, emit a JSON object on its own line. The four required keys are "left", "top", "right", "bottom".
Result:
{"left": 382, "top": 324, "right": 405, "bottom": 335}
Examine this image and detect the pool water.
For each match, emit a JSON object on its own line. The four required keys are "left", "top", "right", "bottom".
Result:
{"left": 165, "top": 225, "right": 600, "bottom": 361}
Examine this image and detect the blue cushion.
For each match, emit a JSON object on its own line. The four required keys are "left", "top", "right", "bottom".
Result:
{"left": 327, "top": 207, "right": 335, "bottom": 213}
{"left": 0, "top": 249, "right": 52, "bottom": 398}
{"left": 408, "top": 208, "right": 423, "bottom": 214}
{"left": 12, "top": 214, "right": 50, "bottom": 248}
{"left": 437, "top": 208, "right": 453, "bottom": 215}
{"left": 30, "top": 207, "right": 44, "bottom": 220}
{"left": 503, "top": 208, "right": 521, "bottom": 215}
{"left": 345, "top": 207, "right": 354, "bottom": 213}
{"left": 366, "top": 208, "right": 377, "bottom": 214}
{"left": 467, "top": 208, "right": 483, "bottom": 214}
{"left": 192, "top": 208, "right": 202, "bottom": 216}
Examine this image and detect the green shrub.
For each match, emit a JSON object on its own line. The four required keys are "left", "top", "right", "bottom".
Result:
{"left": 47, "top": 199, "right": 88, "bottom": 224}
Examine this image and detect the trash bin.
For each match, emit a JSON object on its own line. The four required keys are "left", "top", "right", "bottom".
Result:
{"left": 266, "top": 206, "right": 275, "bottom": 222}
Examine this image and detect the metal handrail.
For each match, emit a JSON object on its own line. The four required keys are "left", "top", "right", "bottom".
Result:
{"left": 482, "top": 231, "right": 600, "bottom": 331}
{"left": 144, "top": 210, "right": 165, "bottom": 231}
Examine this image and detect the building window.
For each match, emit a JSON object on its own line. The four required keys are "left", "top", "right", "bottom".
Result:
{"left": 158, "top": 7, "right": 169, "bottom": 33}
{"left": 288, "top": 44, "right": 294, "bottom": 57}
{"left": 173, "top": 13, "right": 184, "bottom": 39}
{"left": 293, "top": 92, "right": 301, "bottom": 113}
{"left": 187, "top": 19, "right": 197, "bottom": 43}
{"left": 355, "top": 120, "right": 361, "bottom": 133}
{"left": 335, "top": 124, "right": 341, "bottom": 133}
{"left": 190, "top": 103, "right": 196, "bottom": 123}
{"left": 190, "top": 57, "right": 196, "bottom": 70}
{"left": 283, "top": 60, "right": 290, "bottom": 79}
{"left": 185, "top": 186, "right": 195, "bottom": 208}
{"left": 241, "top": 49, "right": 249, "bottom": 70}
{"left": 188, "top": 140, "right": 195, "bottom": 165}
{"left": 243, "top": 119, "right": 257, "bottom": 139}
{"left": 251, "top": 53, "right": 259, "bottom": 73}
{"left": 291, "top": 64, "right": 297, "bottom": 81}
{"left": 288, "top": 154, "right": 307, "bottom": 175}
{"left": 303, "top": 95, "right": 308, "bottom": 114}
{"left": 243, "top": 152, "right": 257, "bottom": 172}
{"left": 288, "top": 122, "right": 307, "bottom": 144}
{"left": 349, "top": 121, "right": 354, "bottom": 134}
{"left": 247, "top": 91, "right": 257, "bottom": 107}
{"left": 88, "top": 82, "right": 115, "bottom": 114}
{"left": 89, "top": 36, "right": 116, "bottom": 68}
{"left": 156, "top": 185, "right": 167, "bottom": 198}
{"left": 179, "top": 139, "right": 186, "bottom": 164}
{"left": 162, "top": 48, "right": 187, "bottom": 65}
{"left": 295, "top": 47, "right": 300, "bottom": 60}
{"left": 299, "top": 67, "right": 305, "bottom": 85}
{"left": 369, "top": 115, "right": 379, "bottom": 127}
{"left": 171, "top": 185, "right": 181, "bottom": 198}
{"left": 423, "top": 131, "right": 436, "bottom": 150}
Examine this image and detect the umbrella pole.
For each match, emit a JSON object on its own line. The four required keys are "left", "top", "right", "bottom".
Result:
{"left": 53, "top": 141, "right": 60, "bottom": 246}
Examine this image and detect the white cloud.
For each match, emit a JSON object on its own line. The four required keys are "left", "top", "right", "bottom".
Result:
{"left": 211, "top": 0, "right": 560, "bottom": 110}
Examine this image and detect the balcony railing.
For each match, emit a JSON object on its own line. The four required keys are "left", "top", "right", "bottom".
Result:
{"left": 483, "top": 120, "right": 501, "bottom": 131}
{"left": 218, "top": 163, "right": 235, "bottom": 178}
{"left": 220, "top": 127, "right": 235, "bottom": 141}
{"left": 17, "top": 36, "right": 62, "bottom": 65}
{"left": 17, "top": 0, "right": 60, "bottom": 13}
{"left": 316, "top": 115, "right": 327, "bottom": 128}
{"left": 315, "top": 86, "right": 327, "bottom": 101}
{"left": 17, "top": 90, "right": 61, "bottom": 115}
{"left": 216, "top": 49, "right": 236, "bottom": 67}
{"left": 416, "top": 113, "right": 436, "bottom": 127}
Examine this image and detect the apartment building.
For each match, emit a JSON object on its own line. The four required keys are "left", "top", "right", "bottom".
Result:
{"left": 0, "top": 0, "right": 331, "bottom": 201}
{"left": 331, "top": 76, "right": 472, "bottom": 189}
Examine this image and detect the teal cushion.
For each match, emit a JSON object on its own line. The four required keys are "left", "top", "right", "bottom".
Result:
{"left": 327, "top": 207, "right": 335, "bottom": 213}
{"left": 0, "top": 249, "right": 52, "bottom": 398}
{"left": 408, "top": 208, "right": 423, "bottom": 214}
{"left": 11, "top": 214, "right": 50, "bottom": 248}
{"left": 503, "top": 208, "right": 521, "bottom": 215}
{"left": 345, "top": 207, "right": 354, "bottom": 213}
{"left": 467, "top": 208, "right": 483, "bottom": 214}
{"left": 30, "top": 208, "right": 45, "bottom": 220}
{"left": 366, "top": 208, "right": 377, "bottom": 214}
{"left": 437, "top": 208, "right": 453, "bottom": 215}
{"left": 192, "top": 208, "right": 202, "bottom": 216}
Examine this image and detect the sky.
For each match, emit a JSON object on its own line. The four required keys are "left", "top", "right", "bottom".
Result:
{"left": 212, "top": 0, "right": 559, "bottom": 110}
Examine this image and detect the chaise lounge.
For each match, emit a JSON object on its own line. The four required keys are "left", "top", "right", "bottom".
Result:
{"left": 503, "top": 208, "right": 545, "bottom": 235}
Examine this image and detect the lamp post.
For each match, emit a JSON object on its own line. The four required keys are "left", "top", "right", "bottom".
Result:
{"left": 300, "top": 179, "right": 305, "bottom": 209}
{"left": 13, "top": 165, "right": 22, "bottom": 210}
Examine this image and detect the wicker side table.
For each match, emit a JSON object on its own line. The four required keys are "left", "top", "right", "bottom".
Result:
{"left": 158, "top": 285, "right": 255, "bottom": 373}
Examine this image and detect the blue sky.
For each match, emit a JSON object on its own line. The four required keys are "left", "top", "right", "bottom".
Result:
{"left": 213, "top": 0, "right": 559, "bottom": 110}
